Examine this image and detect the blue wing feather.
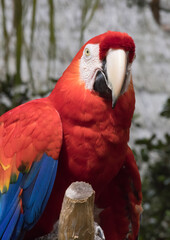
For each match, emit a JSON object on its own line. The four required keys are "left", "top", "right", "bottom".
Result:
{"left": 0, "top": 153, "right": 58, "bottom": 240}
{"left": 22, "top": 154, "right": 58, "bottom": 228}
{"left": 11, "top": 214, "right": 25, "bottom": 240}
{"left": 21, "top": 160, "right": 42, "bottom": 189}
{"left": 1, "top": 204, "right": 21, "bottom": 240}
{"left": 0, "top": 175, "right": 22, "bottom": 237}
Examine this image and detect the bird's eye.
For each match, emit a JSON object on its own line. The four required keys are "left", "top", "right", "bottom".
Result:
{"left": 85, "top": 48, "right": 90, "bottom": 57}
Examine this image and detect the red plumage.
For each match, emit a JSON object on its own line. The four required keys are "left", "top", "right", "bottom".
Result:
{"left": 0, "top": 31, "right": 142, "bottom": 240}
{"left": 99, "top": 32, "right": 135, "bottom": 63}
{"left": 25, "top": 32, "right": 142, "bottom": 240}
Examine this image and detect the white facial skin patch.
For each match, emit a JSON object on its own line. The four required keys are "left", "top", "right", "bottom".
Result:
{"left": 79, "top": 43, "right": 133, "bottom": 98}
{"left": 80, "top": 44, "right": 102, "bottom": 90}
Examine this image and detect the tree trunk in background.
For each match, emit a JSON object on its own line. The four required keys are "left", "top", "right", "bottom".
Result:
{"left": 150, "top": 0, "right": 160, "bottom": 24}
{"left": 13, "top": 0, "right": 23, "bottom": 85}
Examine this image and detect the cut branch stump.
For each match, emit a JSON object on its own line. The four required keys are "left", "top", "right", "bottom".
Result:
{"left": 58, "top": 181, "right": 95, "bottom": 240}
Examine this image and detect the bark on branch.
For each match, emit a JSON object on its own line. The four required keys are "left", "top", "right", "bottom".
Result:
{"left": 58, "top": 181, "right": 95, "bottom": 240}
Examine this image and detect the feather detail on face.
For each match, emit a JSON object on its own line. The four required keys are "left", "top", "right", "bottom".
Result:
{"left": 79, "top": 31, "right": 136, "bottom": 108}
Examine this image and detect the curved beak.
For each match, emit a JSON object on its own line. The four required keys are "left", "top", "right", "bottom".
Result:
{"left": 106, "top": 49, "right": 127, "bottom": 107}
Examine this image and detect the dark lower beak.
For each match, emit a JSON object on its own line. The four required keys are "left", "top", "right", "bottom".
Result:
{"left": 93, "top": 49, "right": 127, "bottom": 108}
{"left": 93, "top": 70, "right": 112, "bottom": 100}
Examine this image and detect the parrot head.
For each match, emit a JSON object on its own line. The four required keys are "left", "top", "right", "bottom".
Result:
{"left": 74, "top": 31, "right": 136, "bottom": 108}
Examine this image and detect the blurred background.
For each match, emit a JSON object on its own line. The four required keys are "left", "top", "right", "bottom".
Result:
{"left": 0, "top": 0, "right": 170, "bottom": 239}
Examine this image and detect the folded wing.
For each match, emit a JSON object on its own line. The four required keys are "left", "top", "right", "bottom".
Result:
{"left": 0, "top": 99, "right": 62, "bottom": 240}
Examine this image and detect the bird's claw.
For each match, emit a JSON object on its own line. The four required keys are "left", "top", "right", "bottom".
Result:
{"left": 94, "top": 222, "right": 105, "bottom": 240}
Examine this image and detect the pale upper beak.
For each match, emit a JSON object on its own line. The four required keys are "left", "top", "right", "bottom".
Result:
{"left": 93, "top": 48, "right": 129, "bottom": 108}
{"left": 106, "top": 49, "right": 127, "bottom": 107}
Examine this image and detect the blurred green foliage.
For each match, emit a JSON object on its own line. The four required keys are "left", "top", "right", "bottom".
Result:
{"left": 127, "top": 0, "right": 146, "bottom": 8}
{"left": 1, "top": 75, "right": 170, "bottom": 240}
{"left": 0, "top": 0, "right": 100, "bottom": 109}
{"left": 134, "top": 99, "right": 170, "bottom": 240}
{"left": 160, "top": 98, "right": 170, "bottom": 119}
{"left": 0, "top": 1, "right": 170, "bottom": 240}
{"left": 0, "top": 0, "right": 58, "bottom": 96}
{"left": 0, "top": 75, "right": 29, "bottom": 115}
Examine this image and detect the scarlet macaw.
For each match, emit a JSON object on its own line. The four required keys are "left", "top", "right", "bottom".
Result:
{"left": 0, "top": 31, "right": 142, "bottom": 240}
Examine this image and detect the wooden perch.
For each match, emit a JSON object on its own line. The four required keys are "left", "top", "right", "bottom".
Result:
{"left": 58, "top": 181, "right": 95, "bottom": 240}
